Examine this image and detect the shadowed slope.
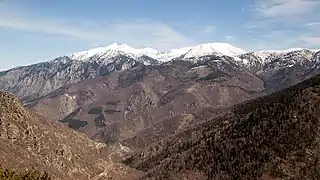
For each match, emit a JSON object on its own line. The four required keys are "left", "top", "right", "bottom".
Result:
{"left": 124, "top": 74, "right": 320, "bottom": 179}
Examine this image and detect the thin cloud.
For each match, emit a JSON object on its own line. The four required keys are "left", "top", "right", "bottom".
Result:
{"left": 253, "top": 0, "right": 320, "bottom": 18}
{"left": 299, "top": 35, "right": 320, "bottom": 46}
{"left": 262, "top": 30, "right": 292, "bottom": 39}
{"left": 0, "top": 5, "right": 194, "bottom": 51}
{"left": 225, "top": 35, "right": 235, "bottom": 41}
{"left": 307, "top": 22, "right": 320, "bottom": 26}
{"left": 243, "top": 21, "right": 268, "bottom": 29}
{"left": 203, "top": 25, "right": 215, "bottom": 33}
{"left": 305, "top": 22, "right": 320, "bottom": 34}
{"left": 0, "top": 17, "right": 103, "bottom": 40}
{"left": 243, "top": 0, "right": 320, "bottom": 50}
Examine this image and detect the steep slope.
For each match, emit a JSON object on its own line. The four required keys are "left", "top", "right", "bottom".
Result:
{"left": 124, "top": 73, "right": 320, "bottom": 179}
{"left": 307, "top": 51, "right": 320, "bottom": 77}
{"left": 237, "top": 51, "right": 275, "bottom": 73}
{"left": 0, "top": 92, "right": 140, "bottom": 180}
{"left": 0, "top": 55, "right": 150, "bottom": 101}
{"left": 121, "top": 107, "right": 230, "bottom": 150}
{"left": 27, "top": 49, "right": 320, "bottom": 151}
{"left": 27, "top": 59, "right": 265, "bottom": 147}
{"left": 257, "top": 49, "right": 319, "bottom": 93}
{"left": 1, "top": 42, "right": 319, "bottom": 103}
{"left": 3, "top": 44, "right": 319, "bottom": 155}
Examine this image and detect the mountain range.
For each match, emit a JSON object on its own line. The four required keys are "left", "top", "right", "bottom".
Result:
{"left": 124, "top": 73, "right": 320, "bottom": 179}
{"left": 1, "top": 72, "right": 319, "bottom": 179}
{"left": 0, "top": 42, "right": 320, "bottom": 179}
{"left": 67, "top": 42, "right": 246, "bottom": 63}
{"left": 0, "top": 42, "right": 319, "bottom": 101}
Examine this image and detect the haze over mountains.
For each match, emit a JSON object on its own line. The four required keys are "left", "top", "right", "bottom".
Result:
{"left": 0, "top": 41, "right": 320, "bottom": 179}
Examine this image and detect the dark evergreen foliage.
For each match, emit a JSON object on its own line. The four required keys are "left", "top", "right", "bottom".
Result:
{"left": 124, "top": 74, "right": 320, "bottom": 179}
{"left": 0, "top": 166, "right": 51, "bottom": 180}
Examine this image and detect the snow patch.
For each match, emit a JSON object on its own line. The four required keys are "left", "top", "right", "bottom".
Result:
{"left": 242, "top": 58, "right": 249, "bottom": 65}
{"left": 152, "top": 46, "right": 193, "bottom": 61}
{"left": 119, "top": 143, "right": 131, "bottom": 152}
{"left": 191, "top": 65, "right": 208, "bottom": 70}
{"left": 183, "top": 43, "right": 246, "bottom": 59}
{"left": 69, "top": 43, "right": 157, "bottom": 61}
{"left": 64, "top": 93, "right": 76, "bottom": 100}
{"left": 121, "top": 62, "right": 134, "bottom": 71}
{"left": 258, "top": 48, "right": 319, "bottom": 54}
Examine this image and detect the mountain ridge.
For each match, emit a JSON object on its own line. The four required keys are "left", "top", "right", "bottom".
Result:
{"left": 66, "top": 42, "right": 320, "bottom": 63}
{"left": 123, "top": 73, "right": 320, "bottom": 179}
{"left": 0, "top": 42, "right": 319, "bottom": 103}
{"left": 0, "top": 40, "right": 320, "bottom": 179}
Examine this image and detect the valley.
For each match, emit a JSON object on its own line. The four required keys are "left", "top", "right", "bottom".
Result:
{"left": 0, "top": 42, "right": 319, "bottom": 179}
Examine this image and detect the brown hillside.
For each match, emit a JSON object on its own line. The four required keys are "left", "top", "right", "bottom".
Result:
{"left": 124, "top": 74, "right": 320, "bottom": 179}
{"left": 28, "top": 60, "right": 265, "bottom": 147}
{"left": 0, "top": 92, "right": 140, "bottom": 180}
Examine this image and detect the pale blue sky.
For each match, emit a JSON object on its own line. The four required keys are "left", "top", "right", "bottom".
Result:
{"left": 0, "top": 0, "right": 319, "bottom": 70}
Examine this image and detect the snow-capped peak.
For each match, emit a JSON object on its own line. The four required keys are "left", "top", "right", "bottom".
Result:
{"left": 182, "top": 42, "right": 246, "bottom": 59}
{"left": 134, "top": 47, "right": 159, "bottom": 57}
{"left": 105, "top": 42, "right": 135, "bottom": 50}
{"left": 67, "top": 42, "right": 319, "bottom": 67}
{"left": 69, "top": 43, "right": 142, "bottom": 61}
{"left": 150, "top": 46, "right": 194, "bottom": 62}
{"left": 252, "top": 50, "right": 274, "bottom": 60}
{"left": 258, "top": 48, "right": 319, "bottom": 54}
{"left": 68, "top": 42, "right": 247, "bottom": 63}
{"left": 238, "top": 48, "right": 319, "bottom": 66}
{"left": 235, "top": 50, "right": 275, "bottom": 67}
{"left": 68, "top": 43, "right": 195, "bottom": 62}
{"left": 169, "top": 46, "right": 194, "bottom": 56}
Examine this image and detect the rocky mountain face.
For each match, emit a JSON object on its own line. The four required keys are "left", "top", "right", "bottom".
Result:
{"left": 256, "top": 49, "right": 319, "bottom": 93}
{"left": 1, "top": 73, "right": 319, "bottom": 180}
{"left": 0, "top": 92, "right": 141, "bottom": 180}
{"left": 237, "top": 51, "right": 275, "bottom": 73}
{"left": 1, "top": 43, "right": 317, "bottom": 151}
{"left": 0, "top": 41, "right": 320, "bottom": 179}
{"left": 0, "top": 55, "right": 156, "bottom": 102}
{"left": 27, "top": 59, "right": 266, "bottom": 147}
{"left": 124, "top": 73, "right": 320, "bottom": 179}
{"left": 0, "top": 43, "right": 319, "bottom": 103}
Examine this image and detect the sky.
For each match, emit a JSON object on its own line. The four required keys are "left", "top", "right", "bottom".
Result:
{"left": 0, "top": 0, "right": 320, "bottom": 70}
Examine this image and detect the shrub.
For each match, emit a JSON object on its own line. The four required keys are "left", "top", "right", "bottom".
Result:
{"left": 0, "top": 166, "right": 51, "bottom": 180}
